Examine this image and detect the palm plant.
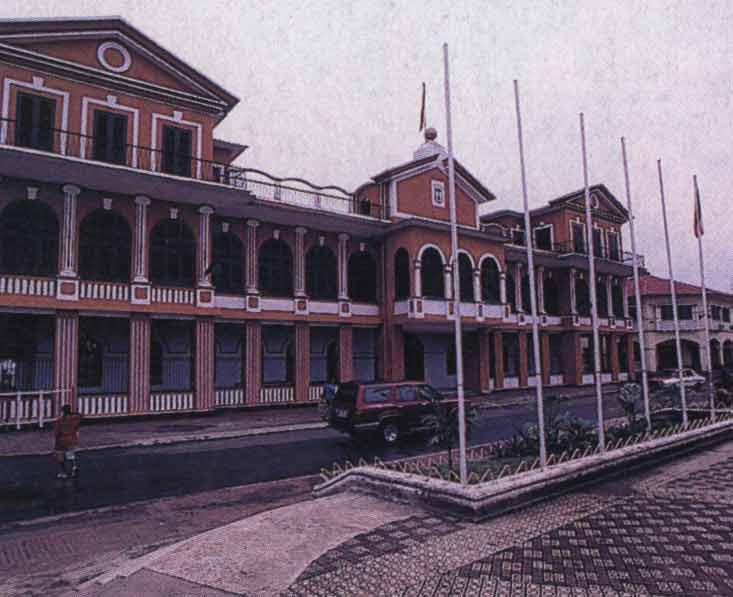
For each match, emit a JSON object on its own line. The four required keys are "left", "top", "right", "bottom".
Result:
{"left": 420, "top": 397, "right": 480, "bottom": 473}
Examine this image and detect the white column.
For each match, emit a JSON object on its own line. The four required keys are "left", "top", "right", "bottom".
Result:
{"left": 443, "top": 264, "right": 452, "bottom": 299}
{"left": 294, "top": 226, "right": 307, "bottom": 297}
{"left": 246, "top": 219, "right": 259, "bottom": 294}
{"left": 60, "top": 184, "right": 80, "bottom": 277}
{"left": 133, "top": 195, "right": 151, "bottom": 283}
{"left": 338, "top": 233, "right": 349, "bottom": 300}
{"left": 537, "top": 266, "right": 546, "bottom": 314}
{"left": 472, "top": 268, "right": 481, "bottom": 303}
{"left": 499, "top": 271, "right": 507, "bottom": 305}
{"left": 414, "top": 259, "right": 422, "bottom": 297}
{"left": 198, "top": 205, "right": 214, "bottom": 287}
{"left": 570, "top": 268, "right": 578, "bottom": 315}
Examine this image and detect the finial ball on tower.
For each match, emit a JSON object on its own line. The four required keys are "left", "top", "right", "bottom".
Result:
{"left": 424, "top": 127, "right": 437, "bottom": 141}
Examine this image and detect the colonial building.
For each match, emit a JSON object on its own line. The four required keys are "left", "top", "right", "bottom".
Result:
{"left": 628, "top": 274, "right": 733, "bottom": 373}
{"left": 0, "top": 17, "right": 639, "bottom": 422}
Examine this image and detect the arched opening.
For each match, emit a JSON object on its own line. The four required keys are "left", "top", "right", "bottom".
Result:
{"left": 480, "top": 258, "right": 500, "bottom": 304}
{"left": 150, "top": 219, "right": 196, "bottom": 287}
{"left": 348, "top": 251, "right": 377, "bottom": 302}
{"left": 421, "top": 248, "right": 444, "bottom": 299}
{"left": 79, "top": 210, "right": 131, "bottom": 282}
{"left": 212, "top": 228, "right": 244, "bottom": 294}
{"left": 656, "top": 339, "right": 701, "bottom": 372}
{"left": 404, "top": 333, "right": 424, "bottom": 381}
{"left": 394, "top": 248, "right": 410, "bottom": 300}
{"left": 576, "top": 277, "right": 591, "bottom": 316}
{"left": 596, "top": 279, "right": 608, "bottom": 317}
{"left": 505, "top": 271, "right": 516, "bottom": 313}
{"left": 710, "top": 339, "right": 722, "bottom": 369}
{"left": 458, "top": 253, "right": 474, "bottom": 302}
{"left": 544, "top": 271, "right": 560, "bottom": 315}
{"left": 724, "top": 341, "right": 733, "bottom": 365}
{"left": 258, "top": 239, "right": 293, "bottom": 297}
{"left": 0, "top": 200, "right": 58, "bottom": 276}
{"left": 306, "top": 245, "right": 337, "bottom": 300}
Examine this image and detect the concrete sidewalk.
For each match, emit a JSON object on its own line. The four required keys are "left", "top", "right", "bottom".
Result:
{"left": 70, "top": 438, "right": 733, "bottom": 597}
{"left": 0, "top": 385, "right": 621, "bottom": 458}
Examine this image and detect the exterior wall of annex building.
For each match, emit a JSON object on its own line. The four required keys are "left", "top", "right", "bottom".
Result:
{"left": 0, "top": 17, "right": 639, "bottom": 420}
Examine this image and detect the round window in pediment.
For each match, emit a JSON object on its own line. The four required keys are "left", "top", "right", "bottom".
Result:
{"left": 97, "top": 41, "right": 132, "bottom": 73}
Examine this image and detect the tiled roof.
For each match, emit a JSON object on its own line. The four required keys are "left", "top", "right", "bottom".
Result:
{"left": 627, "top": 274, "right": 731, "bottom": 299}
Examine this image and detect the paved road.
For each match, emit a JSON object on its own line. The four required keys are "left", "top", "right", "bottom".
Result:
{"left": 0, "top": 393, "right": 631, "bottom": 524}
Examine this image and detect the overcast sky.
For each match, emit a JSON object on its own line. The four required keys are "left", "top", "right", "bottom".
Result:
{"left": 2, "top": 0, "right": 731, "bottom": 291}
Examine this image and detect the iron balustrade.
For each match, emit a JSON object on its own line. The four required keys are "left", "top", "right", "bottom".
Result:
{"left": 0, "top": 118, "right": 383, "bottom": 219}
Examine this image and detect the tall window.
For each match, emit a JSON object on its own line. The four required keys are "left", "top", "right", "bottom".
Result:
{"left": 259, "top": 239, "right": 293, "bottom": 296}
{"left": 596, "top": 279, "right": 608, "bottom": 317}
{"left": 534, "top": 226, "right": 552, "bottom": 251}
{"left": 348, "top": 251, "right": 377, "bottom": 302}
{"left": 612, "top": 282, "right": 624, "bottom": 316}
{"left": 593, "top": 228, "right": 604, "bottom": 258}
{"left": 420, "top": 248, "right": 444, "bottom": 299}
{"left": 572, "top": 222, "right": 586, "bottom": 253}
{"left": 608, "top": 231, "right": 620, "bottom": 261}
{"left": 506, "top": 271, "right": 516, "bottom": 313}
{"left": 502, "top": 333, "right": 520, "bottom": 377}
{"left": 78, "top": 325, "right": 103, "bottom": 389}
{"left": 549, "top": 335, "right": 564, "bottom": 374}
{"left": 394, "top": 248, "right": 410, "bottom": 300}
{"left": 581, "top": 334, "right": 593, "bottom": 374}
{"left": 0, "top": 201, "right": 58, "bottom": 276}
{"left": 600, "top": 335, "right": 610, "bottom": 373}
{"left": 458, "top": 253, "right": 474, "bottom": 302}
{"left": 480, "top": 258, "right": 500, "bottom": 304}
{"left": 15, "top": 92, "right": 55, "bottom": 151}
{"left": 619, "top": 337, "right": 629, "bottom": 372}
{"left": 161, "top": 125, "right": 192, "bottom": 177}
{"left": 79, "top": 210, "right": 131, "bottom": 282}
{"left": 521, "top": 273, "right": 531, "bottom": 312}
{"left": 149, "top": 219, "right": 196, "bottom": 287}
{"left": 93, "top": 110, "right": 127, "bottom": 165}
{"left": 212, "top": 228, "right": 244, "bottom": 293}
{"left": 576, "top": 277, "right": 591, "bottom": 316}
{"left": 511, "top": 228, "right": 525, "bottom": 246}
{"left": 544, "top": 272, "right": 560, "bottom": 315}
{"left": 306, "top": 245, "right": 337, "bottom": 300}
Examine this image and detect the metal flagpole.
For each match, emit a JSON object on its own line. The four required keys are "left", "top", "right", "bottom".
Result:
{"left": 657, "top": 159, "right": 689, "bottom": 426}
{"left": 620, "top": 137, "right": 651, "bottom": 429}
{"left": 694, "top": 175, "right": 715, "bottom": 419}
{"left": 579, "top": 113, "right": 605, "bottom": 452}
{"left": 443, "top": 42, "right": 467, "bottom": 484}
{"left": 514, "top": 80, "right": 547, "bottom": 468}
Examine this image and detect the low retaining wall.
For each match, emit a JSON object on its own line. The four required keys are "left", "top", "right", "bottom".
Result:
{"left": 314, "top": 418, "right": 733, "bottom": 521}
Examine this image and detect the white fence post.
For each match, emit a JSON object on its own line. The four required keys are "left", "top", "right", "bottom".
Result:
{"left": 38, "top": 391, "right": 44, "bottom": 429}
{"left": 15, "top": 392, "right": 21, "bottom": 430}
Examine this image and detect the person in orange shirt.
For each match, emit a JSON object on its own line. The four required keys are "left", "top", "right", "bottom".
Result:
{"left": 53, "top": 404, "right": 82, "bottom": 479}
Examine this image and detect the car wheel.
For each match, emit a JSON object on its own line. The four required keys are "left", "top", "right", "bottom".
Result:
{"left": 381, "top": 421, "right": 400, "bottom": 444}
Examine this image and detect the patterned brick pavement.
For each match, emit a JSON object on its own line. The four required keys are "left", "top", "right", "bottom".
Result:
{"left": 285, "top": 441, "right": 733, "bottom": 596}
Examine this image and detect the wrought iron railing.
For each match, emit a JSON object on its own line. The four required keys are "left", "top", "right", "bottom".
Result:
{"left": 0, "top": 118, "right": 383, "bottom": 219}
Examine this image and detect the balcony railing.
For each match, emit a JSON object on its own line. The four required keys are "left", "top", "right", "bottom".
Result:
{"left": 0, "top": 118, "right": 383, "bottom": 219}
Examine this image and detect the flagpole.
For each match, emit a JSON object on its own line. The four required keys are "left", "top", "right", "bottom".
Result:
{"left": 694, "top": 175, "right": 715, "bottom": 419}
{"left": 620, "top": 137, "right": 651, "bottom": 429}
{"left": 657, "top": 159, "right": 689, "bottom": 426}
{"left": 443, "top": 42, "right": 467, "bottom": 484}
{"left": 514, "top": 80, "right": 547, "bottom": 468}
{"left": 580, "top": 113, "right": 605, "bottom": 452}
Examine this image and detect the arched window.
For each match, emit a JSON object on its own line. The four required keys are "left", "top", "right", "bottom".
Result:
{"left": 0, "top": 200, "right": 58, "bottom": 276}
{"left": 458, "top": 253, "right": 474, "bottom": 302}
{"left": 420, "top": 248, "right": 444, "bottom": 299}
{"left": 79, "top": 210, "right": 131, "bottom": 282}
{"left": 259, "top": 239, "right": 293, "bottom": 296}
{"left": 150, "top": 219, "right": 196, "bottom": 287}
{"left": 521, "top": 273, "right": 531, "bottom": 312}
{"left": 480, "top": 258, "right": 500, "bottom": 304}
{"left": 506, "top": 272, "right": 516, "bottom": 312}
{"left": 596, "top": 279, "right": 608, "bottom": 317}
{"left": 348, "top": 251, "right": 377, "bottom": 302}
{"left": 212, "top": 228, "right": 244, "bottom": 293}
{"left": 576, "top": 277, "right": 591, "bottom": 316}
{"left": 306, "top": 245, "right": 337, "bottom": 300}
{"left": 394, "top": 248, "right": 410, "bottom": 300}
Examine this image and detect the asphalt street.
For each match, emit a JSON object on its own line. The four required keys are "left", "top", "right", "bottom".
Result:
{"left": 0, "top": 393, "right": 630, "bottom": 524}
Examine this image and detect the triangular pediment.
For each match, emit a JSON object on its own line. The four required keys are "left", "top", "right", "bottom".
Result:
{"left": 0, "top": 17, "right": 238, "bottom": 115}
{"left": 550, "top": 185, "right": 628, "bottom": 221}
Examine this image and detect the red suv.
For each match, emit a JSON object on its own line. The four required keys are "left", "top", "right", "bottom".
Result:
{"left": 325, "top": 381, "right": 458, "bottom": 444}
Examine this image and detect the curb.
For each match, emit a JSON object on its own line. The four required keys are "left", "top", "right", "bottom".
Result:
{"left": 0, "top": 421, "right": 328, "bottom": 459}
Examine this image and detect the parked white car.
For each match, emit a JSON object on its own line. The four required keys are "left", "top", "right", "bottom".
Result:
{"left": 653, "top": 368, "right": 706, "bottom": 390}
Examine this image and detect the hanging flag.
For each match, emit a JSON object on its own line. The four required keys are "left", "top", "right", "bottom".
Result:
{"left": 694, "top": 179, "right": 704, "bottom": 238}
{"left": 419, "top": 82, "right": 426, "bottom": 132}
